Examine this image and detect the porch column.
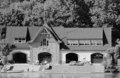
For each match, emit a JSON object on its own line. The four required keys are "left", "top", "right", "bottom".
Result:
{"left": 29, "top": 44, "right": 34, "bottom": 64}
{"left": 78, "top": 54, "right": 81, "bottom": 61}
{"left": 62, "top": 53, "right": 66, "bottom": 64}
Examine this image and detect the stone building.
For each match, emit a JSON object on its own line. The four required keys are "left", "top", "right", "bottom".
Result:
{"left": 5, "top": 24, "right": 112, "bottom": 64}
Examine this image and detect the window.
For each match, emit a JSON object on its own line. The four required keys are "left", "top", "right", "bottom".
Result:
{"left": 40, "top": 39, "right": 49, "bottom": 46}
{"left": 39, "top": 29, "right": 50, "bottom": 46}
{"left": 79, "top": 40, "right": 91, "bottom": 46}
{"left": 67, "top": 40, "right": 79, "bottom": 46}
{"left": 67, "top": 39, "right": 103, "bottom": 46}
{"left": 73, "top": 40, "right": 79, "bottom": 45}
{"left": 67, "top": 40, "right": 73, "bottom": 45}
{"left": 84, "top": 40, "right": 91, "bottom": 45}
{"left": 14, "top": 38, "right": 26, "bottom": 43}
{"left": 79, "top": 40, "right": 85, "bottom": 45}
{"left": 91, "top": 40, "right": 103, "bottom": 46}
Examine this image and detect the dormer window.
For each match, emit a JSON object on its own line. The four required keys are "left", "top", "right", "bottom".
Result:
{"left": 67, "top": 39, "right": 103, "bottom": 46}
{"left": 67, "top": 40, "right": 79, "bottom": 46}
{"left": 14, "top": 38, "right": 26, "bottom": 43}
{"left": 91, "top": 40, "right": 103, "bottom": 46}
{"left": 79, "top": 40, "right": 91, "bottom": 46}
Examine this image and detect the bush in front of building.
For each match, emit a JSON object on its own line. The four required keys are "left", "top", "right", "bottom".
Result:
{"left": 1, "top": 43, "right": 16, "bottom": 65}
{"left": 7, "top": 60, "right": 14, "bottom": 64}
{"left": 103, "top": 44, "right": 120, "bottom": 73}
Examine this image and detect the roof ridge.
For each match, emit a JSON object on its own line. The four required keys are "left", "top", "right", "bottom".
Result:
{"left": 44, "top": 23, "right": 62, "bottom": 43}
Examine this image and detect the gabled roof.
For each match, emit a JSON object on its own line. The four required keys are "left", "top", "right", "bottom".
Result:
{"left": 5, "top": 25, "right": 112, "bottom": 51}
{"left": 6, "top": 27, "right": 29, "bottom": 49}
{"left": 45, "top": 24, "right": 62, "bottom": 43}
{"left": 14, "top": 27, "right": 27, "bottom": 38}
{"left": 13, "top": 43, "right": 30, "bottom": 49}
{"left": 28, "top": 27, "right": 42, "bottom": 41}
{"left": 53, "top": 27, "right": 68, "bottom": 39}
{"left": 29, "top": 23, "right": 62, "bottom": 43}
{"left": 67, "top": 28, "right": 103, "bottom": 39}
{"left": 28, "top": 26, "right": 44, "bottom": 43}
{"left": 53, "top": 27, "right": 111, "bottom": 51}
{"left": 53, "top": 27, "right": 103, "bottom": 39}
{"left": 6, "top": 27, "right": 16, "bottom": 43}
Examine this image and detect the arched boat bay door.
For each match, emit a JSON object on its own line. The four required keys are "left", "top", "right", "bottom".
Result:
{"left": 66, "top": 53, "right": 78, "bottom": 63}
{"left": 38, "top": 52, "right": 52, "bottom": 64}
{"left": 91, "top": 53, "right": 103, "bottom": 63}
{"left": 13, "top": 52, "right": 27, "bottom": 63}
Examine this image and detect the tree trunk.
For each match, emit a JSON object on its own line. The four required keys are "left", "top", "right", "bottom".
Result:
{"left": 2, "top": 56, "right": 7, "bottom": 65}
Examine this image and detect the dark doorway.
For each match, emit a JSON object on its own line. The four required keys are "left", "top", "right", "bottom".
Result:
{"left": 38, "top": 52, "right": 51, "bottom": 64}
{"left": 66, "top": 53, "right": 78, "bottom": 63}
{"left": 13, "top": 52, "right": 27, "bottom": 63}
{"left": 91, "top": 53, "right": 103, "bottom": 63}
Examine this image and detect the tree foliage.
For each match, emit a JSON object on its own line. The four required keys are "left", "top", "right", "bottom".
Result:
{"left": 0, "top": 40, "right": 16, "bottom": 64}
{"left": 88, "top": 0, "right": 120, "bottom": 28}
{"left": 0, "top": 0, "right": 92, "bottom": 27}
{"left": 1, "top": 43, "right": 16, "bottom": 56}
{"left": 1, "top": 0, "right": 120, "bottom": 28}
{"left": 103, "top": 45, "right": 120, "bottom": 71}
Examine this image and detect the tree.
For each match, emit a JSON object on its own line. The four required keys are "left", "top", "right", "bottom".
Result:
{"left": 114, "top": 45, "right": 120, "bottom": 64}
{"left": 0, "top": 0, "right": 92, "bottom": 27}
{"left": 1, "top": 41, "right": 16, "bottom": 64}
{"left": 86, "top": 0, "right": 120, "bottom": 46}
{"left": 72, "top": 0, "right": 92, "bottom": 27}
{"left": 103, "top": 47, "right": 115, "bottom": 72}
{"left": 103, "top": 45, "right": 120, "bottom": 72}
{"left": 88, "top": 0, "right": 120, "bottom": 28}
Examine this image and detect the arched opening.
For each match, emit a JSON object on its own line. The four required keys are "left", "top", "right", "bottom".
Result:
{"left": 13, "top": 52, "right": 27, "bottom": 63}
{"left": 66, "top": 53, "right": 78, "bottom": 63}
{"left": 91, "top": 53, "right": 103, "bottom": 63}
{"left": 38, "top": 52, "right": 52, "bottom": 64}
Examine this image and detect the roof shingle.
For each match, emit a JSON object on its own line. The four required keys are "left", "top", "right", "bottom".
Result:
{"left": 14, "top": 27, "right": 27, "bottom": 38}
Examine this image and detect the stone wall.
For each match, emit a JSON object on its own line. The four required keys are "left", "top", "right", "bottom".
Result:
{"left": 30, "top": 41, "right": 60, "bottom": 64}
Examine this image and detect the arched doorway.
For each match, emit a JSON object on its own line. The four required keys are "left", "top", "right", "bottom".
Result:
{"left": 66, "top": 53, "right": 78, "bottom": 63}
{"left": 91, "top": 53, "right": 103, "bottom": 63}
{"left": 38, "top": 52, "right": 52, "bottom": 64}
{"left": 13, "top": 52, "right": 27, "bottom": 63}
